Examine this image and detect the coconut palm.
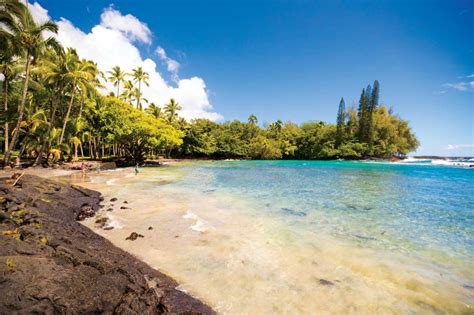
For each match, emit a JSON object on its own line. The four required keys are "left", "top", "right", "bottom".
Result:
{"left": 248, "top": 114, "right": 258, "bottom": 125}
{"left": 121, "top": 79, "right": 135, "bottom": 103}
{"left": 145, "top": 102, "right": 162, "bottom": 119}
{"left": 58, "top": 51, "right": 99, "bottom": 145}
{"left": 1, "top": 3, "right": 59, "bottom": 167}
{"left": 31, "top": 47, "right": 67, "bottom": 165}
{"left": 107, "top": 65, "right": 127, "bottom": 97}
{"left": 164, "top": 98, "right": 182, "bottom": 123}
{"left": 0, "top": 0, "right": 23, "bottom": 155}
{"left": 132, "top": 66, "right": 149, "bottom": 110}
{"left": 0, "top": 38, "right": 21, "bottom": 154}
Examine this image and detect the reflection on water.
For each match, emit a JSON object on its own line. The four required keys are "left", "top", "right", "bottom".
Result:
{"left": 63, "top": 161, "right": 474, "bottom": 314}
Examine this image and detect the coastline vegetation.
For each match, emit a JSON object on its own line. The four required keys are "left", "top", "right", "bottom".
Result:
{"left": 0, "top": 1, "right": 418, "bottom": 167}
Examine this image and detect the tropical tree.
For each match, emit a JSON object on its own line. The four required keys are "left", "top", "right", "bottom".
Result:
{"left": 121, "top": 79, "right": 134, "bottom": 103}
{"left": 132, "top": 66, "right": 149, "bottom": 110}
{"left": 107, "top": 65, "right": 127, "bottom": 97}
{"left": 145, "top": 102, "right": 162, "bottom": 119}
{"left": 2, "top": 3, "right": 59, "bottom": 167}
{"left": 58, "top": 51, "right": 99, "bottom": 145}
{"left": 0, "top": 37, "right": 21, "bottom": 154}
{"left": 248, "top": 114, "right": 258, "bottom": 125}
{"left": 164, "top": 98, "right": 182, "bottom": 123}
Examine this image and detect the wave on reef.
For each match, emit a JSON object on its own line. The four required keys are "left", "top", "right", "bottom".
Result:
{"left": 396, "top": 158, "right": 474, "bottom": 167}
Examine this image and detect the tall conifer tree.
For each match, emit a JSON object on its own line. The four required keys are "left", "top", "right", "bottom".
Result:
{"left": 336, "top": 97, "right": 346, "bottom": 146}
{"left": 357, "top": 88, "right": 366, "bottom": 142}
{"left": 366, "top": 80, "right": 380, "bottom": 148}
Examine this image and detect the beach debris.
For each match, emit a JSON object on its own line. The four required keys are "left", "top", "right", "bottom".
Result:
{"left": 110, "top": 197, "right": 118, "bottom": 202}
{"left": 125, "top": 232, "right": 144, "bottom": 241}
{"left": 148, "top": 226, "right": 153, "bottom": 230}
{"left": 319, "top": 279, "right": 335, "bottom": 286}
{"left": 10, "top": 172, "right": 25, "bottom": 187}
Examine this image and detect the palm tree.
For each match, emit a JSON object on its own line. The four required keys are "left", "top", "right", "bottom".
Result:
{"left": 269, "top": 120, "right": 283, "bottom": 133}
{"left": 132, "top": 66, "right": 149, "bottom": 110}
{"left": 0, "top": 0, "right": 23, "bottom": 156}
{"left": 164, "top": 98, "right": 182, "bottom": 123}
{"left": 1, "top": 3, "right": 59, "bottom": 167}
{"left": 32, "top": 47, "right": 66, "bottom": 166}
{"left": 248, "top": 114, "right": 258, "bottom": 125}
{"left": 121, "top": 79, "right": 134, "bottom": 103}
{"left": 58, "top": 51, "right": 99, "bottom": 145}
{"left": 145, "top": 102, "right": 162, "bottom": 119}
{"left": 107, "top": 65, "right": 127, "bottom": 97}
{"left": 0, "top": 37, "right": 21, "bottom": 154}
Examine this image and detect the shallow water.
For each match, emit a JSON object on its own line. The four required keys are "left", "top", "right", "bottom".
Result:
{"left": 66, "top": 161, "right": 474, "bottom": 314}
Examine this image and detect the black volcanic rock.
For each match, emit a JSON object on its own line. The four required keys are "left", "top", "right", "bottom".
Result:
{"left": 0, "top": 174, "right": 214, "bottom": 314}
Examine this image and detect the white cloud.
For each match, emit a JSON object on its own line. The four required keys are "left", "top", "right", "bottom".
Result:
{"left": 28, "top": 2, "right": 222, "bottom": 121}
{"left": 100, "top": 7, "right": 151, "bottom": 44}
{"left": 156, "top": 46, "right": 180, "bottom": 82}
{"left": 443, "top": 81, "right": 474, "bottom": 91}
{"left": 29, "top": 1, "right": 50, "bottom": 24}
{"left": 444, "top": 144, "right": 474, "bottom": 150}
{"left": 466, "top": 74, "right": 474, "bottom": 78}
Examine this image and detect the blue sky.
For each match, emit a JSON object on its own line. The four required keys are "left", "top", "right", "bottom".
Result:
{"left": 36, "top": 0, "right": 473, "bottom": 156}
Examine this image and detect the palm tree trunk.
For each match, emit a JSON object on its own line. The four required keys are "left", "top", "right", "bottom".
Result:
{"left": 79, "top": 141, "right": 84, "bottom": 158}
{"left": 74, "top": 143, "right": 78, "bottom": 161}
{"left": 137, "top": 80, "right": 141, "bottom": 109}
{"left": 78, "top": 93, "right": 84, "bottom": 120}
{"left": 88, "top": 134, "right": 92, "bottom": 158}
{"left": 33, "top": 98, "right": 58, "bottom": 167}
{"left": 3, "top": 76, "right": 9, "bottom": 155}
{"left": 59, "top": 84, "right": 76, "bottom": 145}
{"left": 4, "top": 53, "right": 31, "bottom": 168}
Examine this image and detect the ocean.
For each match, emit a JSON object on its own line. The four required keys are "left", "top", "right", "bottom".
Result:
{"left": 71, "top": 160, "right": 474, "bottom": 314}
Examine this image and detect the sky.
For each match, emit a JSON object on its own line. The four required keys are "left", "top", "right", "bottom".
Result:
{"left": 29, "top": 0, "right": 473, "bottom": 156}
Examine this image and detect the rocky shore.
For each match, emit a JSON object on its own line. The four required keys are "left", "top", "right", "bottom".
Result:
{"left": 0, "top": 174, "right": 215, "bottom": 314}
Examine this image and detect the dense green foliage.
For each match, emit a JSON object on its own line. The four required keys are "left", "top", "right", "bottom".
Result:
{"left": 0, "top": 1, "right": 418, "bottom": 167}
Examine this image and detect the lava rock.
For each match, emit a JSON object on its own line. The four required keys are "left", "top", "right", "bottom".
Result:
{"left": 0, "top": 175, "right": 215, "bottom": 314}
{"left": 125, "top": 232, "right": 144, "bottom": 241}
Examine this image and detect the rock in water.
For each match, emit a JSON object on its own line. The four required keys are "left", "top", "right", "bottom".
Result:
{"left": 110, "top": 197, "right": 118, "bottom": 202}
{"left": 0, "top": 175, "right": 215, "bottom": 314}
{"left": 148, "top": 226, "right": 153, "bottom": 230}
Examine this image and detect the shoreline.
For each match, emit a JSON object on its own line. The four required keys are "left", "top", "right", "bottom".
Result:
{"left": 0, "top": 174, "right": 215, "bottom": 314}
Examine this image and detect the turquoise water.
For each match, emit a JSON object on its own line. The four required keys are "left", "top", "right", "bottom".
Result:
{"left": 75, "top": 160, "right": 474, "bottom": 313}
{"left": 174, "top": 160, "right": 473, "bottom": 275}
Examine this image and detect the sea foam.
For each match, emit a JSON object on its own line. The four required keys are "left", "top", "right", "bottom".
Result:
{"left": 183, "top": 210, "right": 209, "bottom": 232}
